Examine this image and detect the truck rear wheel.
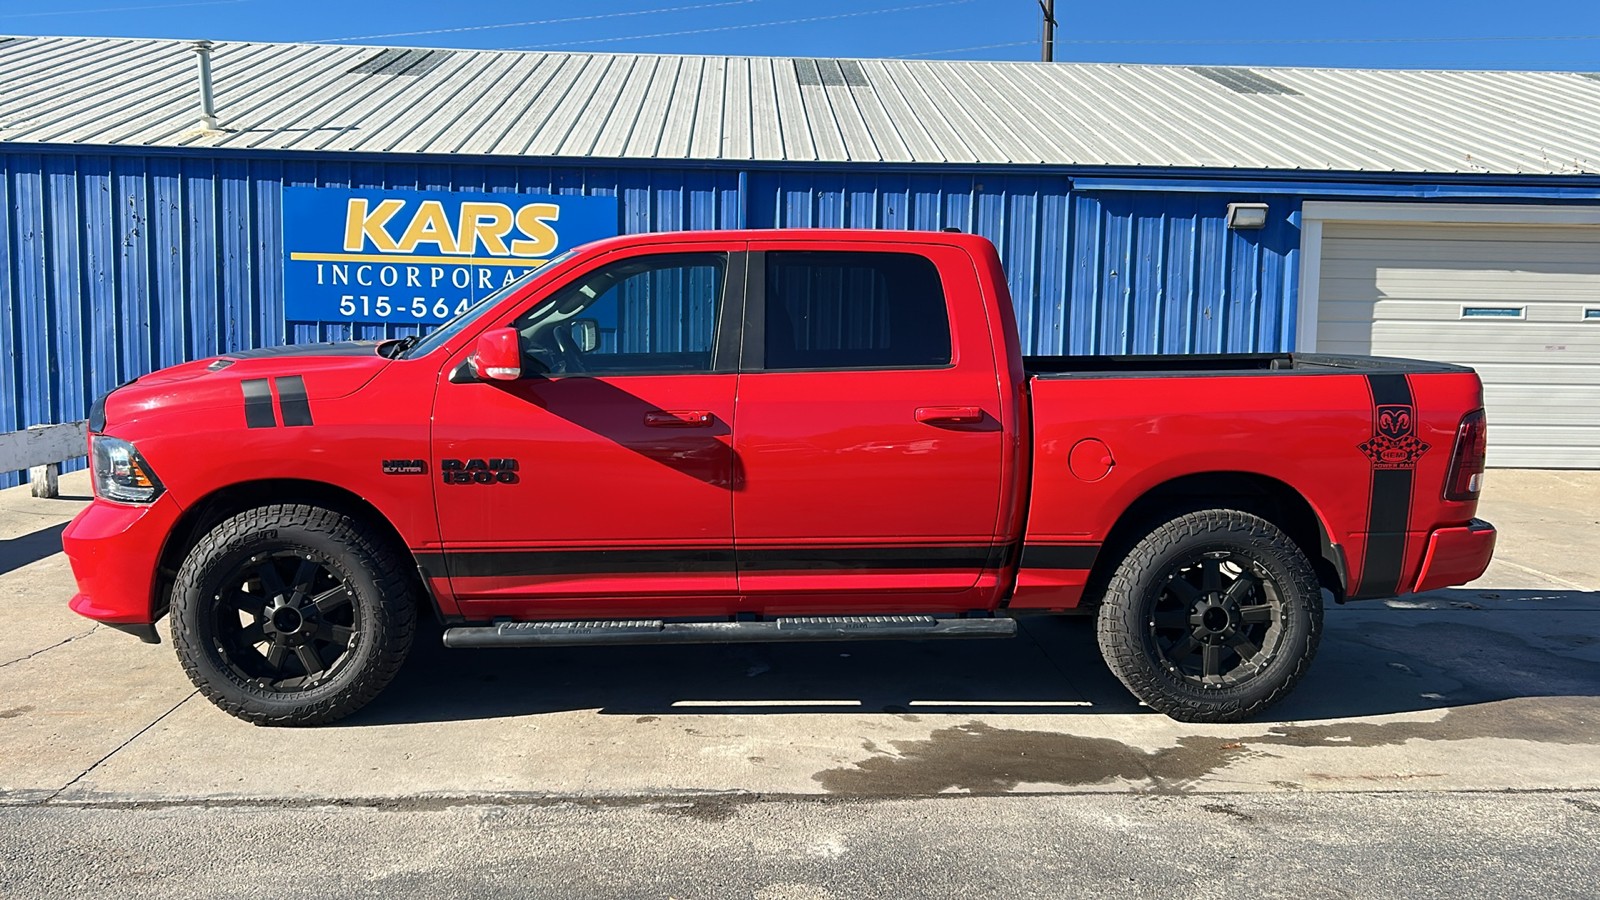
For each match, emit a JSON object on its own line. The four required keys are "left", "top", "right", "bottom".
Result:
{"left": 170, "top": 504, "right": 416, "bottom": 726}
{"left": 1095, "top": 509, "right": 1322, "bottom": 723}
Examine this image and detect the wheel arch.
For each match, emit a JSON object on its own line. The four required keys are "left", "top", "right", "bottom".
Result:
{"left": 152, "top": 479, "right": 432, "bottom": 621}
{"left": 1083, "top": 471, "right": 1346, "bottom": 607}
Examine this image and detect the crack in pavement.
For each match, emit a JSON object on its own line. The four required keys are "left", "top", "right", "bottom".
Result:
{"left": 42, "top": 689, "right": 199, "bottom": 804}
{"left": 0, "top": 624, "right": 99, "bottom": 669}
{"left": 4, "top": 786, "right": 1600, "bottom": 814}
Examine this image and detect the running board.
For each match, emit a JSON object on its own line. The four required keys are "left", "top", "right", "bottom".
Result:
{"left": 442, "top": 615, "right": 1017, "bottom": 648}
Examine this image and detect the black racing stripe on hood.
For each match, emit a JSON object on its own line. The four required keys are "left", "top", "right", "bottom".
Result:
{"left": 275, "top": 375, "right": 314, "bottom": 427}
{"left": 241, "top": 379, "right": 277, "bottom": 429}
{"left": 223, "top": 341, "right": 382, "bottom": 360}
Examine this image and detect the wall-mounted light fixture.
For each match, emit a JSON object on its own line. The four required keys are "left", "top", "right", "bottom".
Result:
{"left": 1226, "top": 202, "right": 1269, "bottom": 229}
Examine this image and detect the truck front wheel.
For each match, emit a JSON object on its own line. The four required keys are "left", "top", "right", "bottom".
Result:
{"left": 1096, "top": 509, "right": 1323, "bottom": 723}
{"left": 169, "top": 504, "right": 417, "bottom": 726}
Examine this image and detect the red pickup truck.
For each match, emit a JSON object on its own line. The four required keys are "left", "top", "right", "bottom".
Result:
{"left": 64, "top": 229, "right": 1495, "bottom": 726}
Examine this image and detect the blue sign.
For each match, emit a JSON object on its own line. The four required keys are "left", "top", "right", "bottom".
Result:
{"left": 283, "top": 187, "right": 619, "bottom": 324}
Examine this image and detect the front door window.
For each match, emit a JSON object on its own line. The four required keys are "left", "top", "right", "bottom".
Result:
{"left": 514, "top": 252, "right": 727, "bottom": 376}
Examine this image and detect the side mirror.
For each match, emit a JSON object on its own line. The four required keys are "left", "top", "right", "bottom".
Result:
{"left": 469, "top": 327, "right": 522, "bottom": 381}
{"left": 571, "top": 318, "right": 600, "bottom": 353}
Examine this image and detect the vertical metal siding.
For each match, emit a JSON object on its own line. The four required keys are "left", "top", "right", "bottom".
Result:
{"left": 1067, "top": 192, "right": 1300, "bottom": 355}
{"left": 0, "top": 148, "right": 1304, "bottom": 486}
{"left": 15, "top": 157, "right": 53, "bottom": 429}
{"left": 0, "top": 160, "right": 15, "bottom": 461}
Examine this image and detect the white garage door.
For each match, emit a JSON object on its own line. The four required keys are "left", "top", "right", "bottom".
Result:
{"left": 1315, "top": 220, "right": 1600, "bottom": 468}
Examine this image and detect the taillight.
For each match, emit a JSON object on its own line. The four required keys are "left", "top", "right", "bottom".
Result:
{"left": 1443, "top": 409, "right": 1487, "bottom": 501}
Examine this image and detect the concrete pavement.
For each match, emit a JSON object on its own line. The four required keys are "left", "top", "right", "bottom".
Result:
{"left": 2, "top": 468, "right": 1597, "bottom": 896}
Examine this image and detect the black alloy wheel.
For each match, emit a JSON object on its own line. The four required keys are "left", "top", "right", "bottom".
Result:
{"left": 212, "top": 550, "right": 360, "bottom": 691}
{"left": 1096, "top": 509, "right": 1323, "bottom": 723}
{"left": 1148, "top": 550, "right": 1287, "bottom": 688}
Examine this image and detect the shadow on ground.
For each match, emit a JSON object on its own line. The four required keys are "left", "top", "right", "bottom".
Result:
{"left": 342, "top": 590, "right": 1600, "bottom": 728}
{"left": 0, "top": 523, "right": 69, "bottom": 577}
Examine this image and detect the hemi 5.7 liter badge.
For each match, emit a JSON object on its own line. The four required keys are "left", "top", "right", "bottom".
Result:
{"left": 382, "top": 459, "right": 427, "bottom": 475}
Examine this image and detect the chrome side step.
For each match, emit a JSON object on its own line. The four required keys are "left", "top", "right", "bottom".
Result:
{"left": 442, "top": 615, "right": 1017, "bottom": 648}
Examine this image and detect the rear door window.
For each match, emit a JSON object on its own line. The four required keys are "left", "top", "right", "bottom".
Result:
{"left": 763, "top": 251, "right": 951, "bottom": 370}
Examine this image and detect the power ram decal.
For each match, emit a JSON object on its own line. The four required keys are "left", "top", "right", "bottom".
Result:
{"left": 1352, "top": 373, "right": 1428, "bottom": 599}
{"left": 1359, "top": 403, "right": 1431, "bottom": 469}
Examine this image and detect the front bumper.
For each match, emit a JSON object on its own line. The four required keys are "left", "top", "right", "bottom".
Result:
{"left": 64, "top": 494, "right": 183, "bottom": 628}
{"left": 1411, "top": 518, "right": 1497, "bottom": 594}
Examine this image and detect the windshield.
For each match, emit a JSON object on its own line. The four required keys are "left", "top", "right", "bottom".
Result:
{"left": 398, "top": 249, "right": 578, "bottom": 359}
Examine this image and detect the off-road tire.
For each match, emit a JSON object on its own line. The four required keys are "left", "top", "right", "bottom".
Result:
{"left": 1096, "top": 509, "right": 1322, "bottom": 723}
{"left": 170, "top": 504, "right": 416, "bottom": 726}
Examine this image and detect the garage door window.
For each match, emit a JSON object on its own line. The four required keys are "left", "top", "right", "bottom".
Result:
{"left": 1461, "top": 306, "right": 1525, "bottom": 319}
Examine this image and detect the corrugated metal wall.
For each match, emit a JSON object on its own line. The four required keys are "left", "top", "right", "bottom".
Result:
{"left": 749, "top": 172, "right": 1300, "bottom": 355}
{"left": 0, "top": 148, "right": 1302, "bottom": 485}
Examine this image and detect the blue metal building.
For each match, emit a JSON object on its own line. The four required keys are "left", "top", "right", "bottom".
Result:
{"left": 4, "top": 37, "right": 1600, "bottom": 479}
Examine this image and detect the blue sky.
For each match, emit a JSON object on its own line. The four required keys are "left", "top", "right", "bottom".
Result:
{"left": 5, "top": 0, "right": 1600, "bottom": 70}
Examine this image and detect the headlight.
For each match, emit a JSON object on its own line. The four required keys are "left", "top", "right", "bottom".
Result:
{"left": 91, "top": 436, "right": 164, "bottom": 504}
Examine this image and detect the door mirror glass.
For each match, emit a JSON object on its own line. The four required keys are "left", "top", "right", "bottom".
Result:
{"left": 470, "top": 327, "right": 522, "bottom": 381}
{"left": 570, "top": 318, "right": 600, "bottom": 353}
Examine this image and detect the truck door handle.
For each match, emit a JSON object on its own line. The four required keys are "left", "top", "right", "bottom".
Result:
{"left": 916, "top": 406, "right": 984, "bottom": 425}
{"left": 645, "top": 410, "right": 715, "bottom": 428}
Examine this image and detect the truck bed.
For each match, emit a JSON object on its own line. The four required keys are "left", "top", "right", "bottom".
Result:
{"left": 1014, "top": 349, "right": 1487, "bottom": 612}
{"left": 1024, "top": 353, "right": 1473, "bottom": 378}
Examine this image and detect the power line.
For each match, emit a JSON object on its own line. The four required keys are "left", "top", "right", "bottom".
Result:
{"left": 896, "top": 40, "right": 1039, "bottom": 58}
{"left": 895, "top": 31, "right": 1600, "bottom": 60}
{"left": 315, "top": 0, "right": 771, "bottom": 44}
{"left": 1052, "top": 34, "right": 1600, "bottom": 45}
{"left": 503, "top": 0, "right": 976, "bottom": 50}
{"left": 0, "top": 0, "right": 250, "bottom": 19}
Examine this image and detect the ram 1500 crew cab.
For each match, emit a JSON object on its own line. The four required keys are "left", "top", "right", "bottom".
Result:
{"left": 65, "top": 229, "right": 1496, "bottom": 725}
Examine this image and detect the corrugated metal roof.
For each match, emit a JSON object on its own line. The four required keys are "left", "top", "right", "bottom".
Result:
{"left": 2, "top": 34, "right": 1599, "bottom": 175}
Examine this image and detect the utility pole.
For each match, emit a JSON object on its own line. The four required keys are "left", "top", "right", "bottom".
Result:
{"left": 1038, "top": 0, "right": 1056, "bottom": 62}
